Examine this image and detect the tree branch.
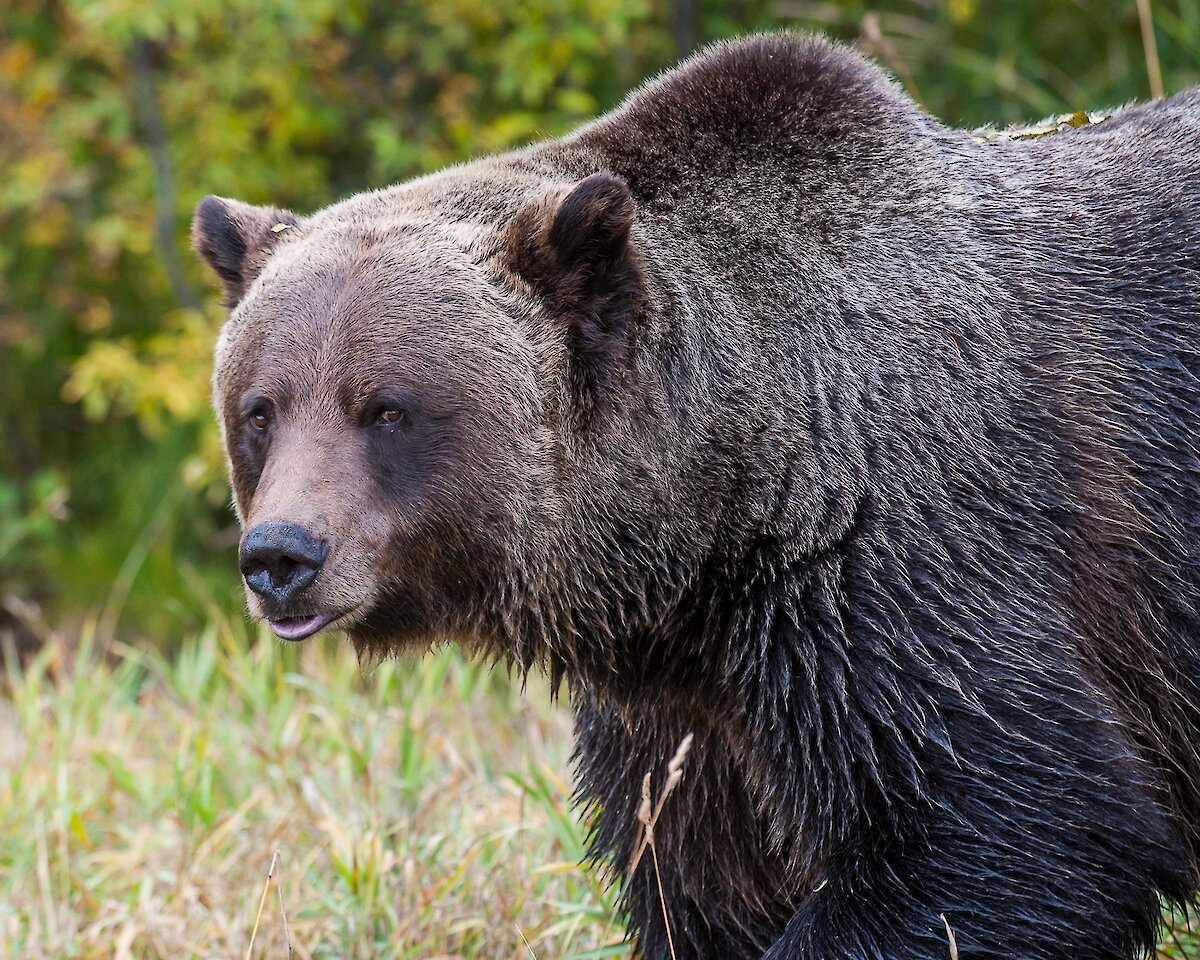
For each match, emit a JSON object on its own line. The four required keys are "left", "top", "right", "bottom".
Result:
{"left": 130, "top": 37, "right": 201, "bottom": 312}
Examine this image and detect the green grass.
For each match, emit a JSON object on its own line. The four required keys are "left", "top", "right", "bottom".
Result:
{"left": 2, "top": 618, "right": 1199, "bottom": 960}
{"left": 0, "top": 618, "right": 628, "bottom": 959}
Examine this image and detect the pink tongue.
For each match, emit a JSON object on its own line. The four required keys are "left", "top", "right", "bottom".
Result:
{"left": 269, "top": 614, "right": 329, "bottom": 641}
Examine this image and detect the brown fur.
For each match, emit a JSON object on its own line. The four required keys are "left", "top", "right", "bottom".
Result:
{"left": 194, "top": 34, "right": 1200, "bottom": 960}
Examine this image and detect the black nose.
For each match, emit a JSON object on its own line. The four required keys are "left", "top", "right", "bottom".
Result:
{"left": 239, "top": 523, "right": 328, "bottom": 604}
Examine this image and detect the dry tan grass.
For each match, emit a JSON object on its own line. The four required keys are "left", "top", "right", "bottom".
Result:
{"left": 0, "top": 622, "right": 627, "bottom": 960}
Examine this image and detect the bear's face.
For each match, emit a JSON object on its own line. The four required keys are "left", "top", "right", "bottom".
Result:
{"left": 194, "top": 173, "right": 644, "bottom": 655}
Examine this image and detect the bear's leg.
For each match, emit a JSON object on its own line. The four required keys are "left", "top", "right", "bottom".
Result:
{"left": 576, "top": 692, "right": 1190, "bottom": 960}
{"left": 574, "top": 695, "right": 798, "bottom": 959}
{"left": 758, "top": 797, "right": 1184, "bottom": 960}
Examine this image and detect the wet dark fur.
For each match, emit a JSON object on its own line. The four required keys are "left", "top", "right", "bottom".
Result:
{"left": 536, "top": 40, "right": 1200, "bottom": 958}
{"left": 198, "top": 35, "right": 1200, "bottom": 960}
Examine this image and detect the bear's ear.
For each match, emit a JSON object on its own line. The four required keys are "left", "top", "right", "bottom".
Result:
{"left": 192, "top": 196, "right": 301, "bottom": 307}
{"left": 506, "top": 172, "right": 646, "bottom": 416}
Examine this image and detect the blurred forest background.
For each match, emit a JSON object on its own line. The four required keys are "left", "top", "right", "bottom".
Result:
{"left": 3, "top": 0, "right": 1200, "bottom": 646}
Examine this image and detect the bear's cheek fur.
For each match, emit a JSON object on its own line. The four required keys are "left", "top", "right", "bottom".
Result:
{"left": 352, "top": 408, "right": 554, "bottom": 646}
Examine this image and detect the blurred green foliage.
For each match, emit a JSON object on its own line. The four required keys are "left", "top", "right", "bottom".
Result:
{"left": 2, "top": 0, "right": 1199, "bottom": 641}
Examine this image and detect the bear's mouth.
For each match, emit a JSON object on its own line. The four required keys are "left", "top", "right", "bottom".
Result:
{"left": 269, "top": 611, "right": 340, "bottom": 641}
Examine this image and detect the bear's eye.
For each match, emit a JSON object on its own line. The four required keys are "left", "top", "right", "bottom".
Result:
{"left": 248, "top": 407, "right": 271, "bottom": 432}
{"left": 374, "top": 405, "right": 405, "bottom": 427}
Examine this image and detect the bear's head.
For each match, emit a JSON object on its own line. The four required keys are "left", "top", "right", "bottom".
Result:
{"left": 193, "top": 172, "right": 673, "bottom": 667}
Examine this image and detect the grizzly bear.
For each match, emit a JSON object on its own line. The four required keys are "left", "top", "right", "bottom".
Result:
{"left": 193, "top": 34, "right": 1200, "bottom": 960}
